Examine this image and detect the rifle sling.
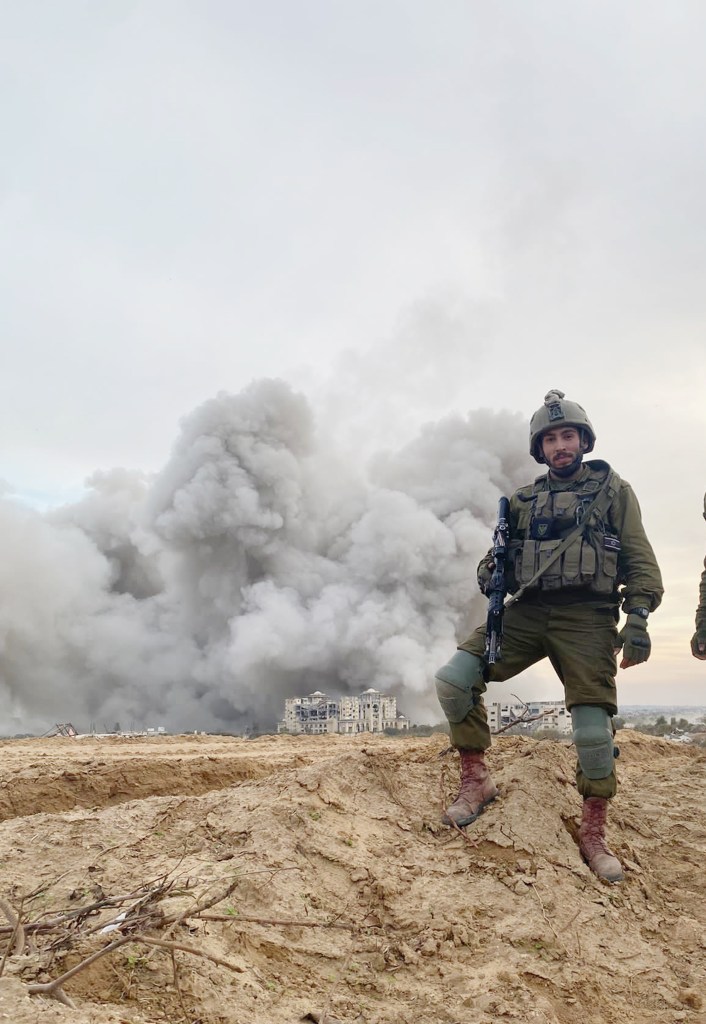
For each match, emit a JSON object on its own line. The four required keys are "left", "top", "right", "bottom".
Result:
{"left": 504, "top": 473, "right": 614, "bottom": 609}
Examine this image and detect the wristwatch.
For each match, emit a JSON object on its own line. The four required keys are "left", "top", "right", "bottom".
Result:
{"left": 627, "top": 606, "right": 649, "bottom": 619}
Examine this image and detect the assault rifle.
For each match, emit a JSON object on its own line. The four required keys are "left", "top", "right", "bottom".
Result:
{"left": 484, "top": 496, "right": 511, "bottom": 664}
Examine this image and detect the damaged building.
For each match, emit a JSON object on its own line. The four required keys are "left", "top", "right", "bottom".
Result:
{"left": 278, "top": 688, "right": 409, "bottom": 735}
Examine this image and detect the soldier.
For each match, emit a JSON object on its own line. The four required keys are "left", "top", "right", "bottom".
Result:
{"left": 435, "top": 390, "right": 663, "bottom": 883}
{"left": 691, "top": 494, "right": 706, "bottom": 661}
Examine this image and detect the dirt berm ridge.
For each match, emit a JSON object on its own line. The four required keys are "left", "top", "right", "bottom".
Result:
{"left": 0, "top": 730, "right": 704, "bottom": 1023}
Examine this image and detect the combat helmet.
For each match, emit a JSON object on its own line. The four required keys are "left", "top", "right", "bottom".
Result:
{"left": 529, "top": 389, "right": 596, "bottom": 464}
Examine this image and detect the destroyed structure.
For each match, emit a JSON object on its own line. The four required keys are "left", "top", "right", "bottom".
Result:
{"left": 279, "top": 690, "right": 571, "bottom": 738}
{"left": 279, "top": 688, "right": 409, "bottom": 735}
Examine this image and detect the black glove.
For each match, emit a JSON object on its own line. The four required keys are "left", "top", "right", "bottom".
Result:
{"left": 615, "top": 613, "right": 651, "bottom": 665}
{"left": 691, "top": 628, "right": 706, "bottom": 660}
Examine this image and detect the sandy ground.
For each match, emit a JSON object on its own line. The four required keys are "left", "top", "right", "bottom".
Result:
{"left": 0, "top": 729, "right": 704, "bottom": 1024}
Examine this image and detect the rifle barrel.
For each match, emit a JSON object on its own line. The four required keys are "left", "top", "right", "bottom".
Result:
{"left": 484, "top": 496, "right": 511, "bottom": 664}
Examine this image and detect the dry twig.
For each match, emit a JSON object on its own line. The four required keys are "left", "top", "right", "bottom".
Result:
{"left": 0, "top": 896, "right": 25, "bottom": 972}
{"left": 135, "top": 935, "right": 246, "bottom": 973}
{"left": 528, "top": 883, "right": 570, "bottom": 957}
{"left": 492, "top": 696, "right": 558, "bottom": 736}
{"left": 8, "top": 861, "right": 348, "bottom": 1010}
{"left": 27, "top": 935, "right": 131, "bottom": 1003}
{"left": 199, "top": 912, "right": 360, "bottom": 930}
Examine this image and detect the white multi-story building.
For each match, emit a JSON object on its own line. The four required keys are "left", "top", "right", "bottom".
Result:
{"left": 279, "top": 688, "right": 409, "bottom": 736}
{"left": 279, "top": 691, "right": 339, "bottom": 735}
{"left": 487, "top": 700, "right": 572, "bottom": 736}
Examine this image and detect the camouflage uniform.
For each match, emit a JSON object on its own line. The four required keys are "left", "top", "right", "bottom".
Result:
{"left": 453, "top": 459, "right": 663, "bottom": 798}
{"left": 434, "top": 391, "right": 663, "bottom": 880}
{"left": 691, "top": 493, "right": 706, "bottom": 659}
{"left": 436, "top": 390, "right": 663, "bottom": 800}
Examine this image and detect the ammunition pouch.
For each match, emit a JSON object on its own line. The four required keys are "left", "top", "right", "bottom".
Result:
{"left": 509, "top": 473, "right": 621, "bottom": 596}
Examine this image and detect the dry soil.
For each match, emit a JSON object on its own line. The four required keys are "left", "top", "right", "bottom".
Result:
{"left": 0, "top": 730, "right": 704, "bottom": 1023}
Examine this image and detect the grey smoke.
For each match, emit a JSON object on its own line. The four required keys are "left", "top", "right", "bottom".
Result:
{"left": 0, "top": 378, "right": 531, "bottom": 734}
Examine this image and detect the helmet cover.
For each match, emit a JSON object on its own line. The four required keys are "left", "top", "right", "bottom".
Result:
{"left": 529, "top": 389, "right": 596, "bottom": 463}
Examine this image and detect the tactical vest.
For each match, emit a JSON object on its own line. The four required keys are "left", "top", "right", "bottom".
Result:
{"left": 507, "top": 460, "right": 623, "bottom": 595}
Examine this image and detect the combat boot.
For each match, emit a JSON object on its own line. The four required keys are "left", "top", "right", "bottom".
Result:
{"left": 442, "top": 749, "right": 499, "bottom": 827}
{"left": 579, "top": 797, "right": 624, "bottom": 883}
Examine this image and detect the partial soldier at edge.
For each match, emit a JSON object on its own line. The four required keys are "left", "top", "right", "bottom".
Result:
{"left": 434, "top": 389, "right": 664, "bottom": 883}
{"left": 691, "top": 493, "right": 706, "bottom": 660}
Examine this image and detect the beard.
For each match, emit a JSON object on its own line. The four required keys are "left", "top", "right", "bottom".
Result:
{"left": 548, "top": 451, "right": 584, "bottom": 478}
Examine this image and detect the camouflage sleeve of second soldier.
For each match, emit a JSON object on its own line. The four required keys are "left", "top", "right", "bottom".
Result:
{"left": 696, "top": 492, "right": 706, "bottom": 630}
{"left": 612, "top": 481, "right": 664, "bottom": 613}
{"left": 695, "top": 558, "right": 706, "bottom": 631}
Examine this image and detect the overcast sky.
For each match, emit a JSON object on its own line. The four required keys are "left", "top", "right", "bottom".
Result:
{"left": 2, "top": 0, "right": 706, "bottom": 723}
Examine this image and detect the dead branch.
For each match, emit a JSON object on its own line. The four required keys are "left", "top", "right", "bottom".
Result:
{"left": 316, "top": 921, "right": 357, "bottom": 1024}
{"left": 15, "top": 867, "right": 313, "bottom": 1008}
{"left": 447, "top": 817, "right": 481, "bottom": 847}
{"left": 302, "top": 1013, "right": 345, "bottom": 1023}
{"left": 199, "top": 913, "right": 359, "bottom": 930}
{"left": 492, "top": 696, "right": 558, "bottom": 736}
{"left": 40, "top": 985, "right": 76, "bottom": 1008}
{"left": 4, "top": 871, "right": 210, "bottom": 947}
{"left": 22, "top": 880, "right": 244, "bottom": 1008}
{"left": 0, "top": 922, "right": 58, "bottom": 937}
{"left": 528, "top": 883, "right": 570, "bottom": 957}
{"left": 161, "top": 876, "right": 241, "bottom": 934}
{"left": 38, "top": 879, "right": 175, "bottom": 929}
{"left": 0, "top": 897, "right": 25, "bottom": 975}
{"left": 79, "top": 878, "right": 176, "bottom": 940}
{"left": 134, "top": 935, "right": 246, "bottom": 973}
{"left": 169, "top": 946, "right": 190, "bottom": 1022}
{"left": 27, "top": 934, "right": 131, "bottom": 1000}
{"left": 492, "top": 711, "right": 555, "bottom": 736}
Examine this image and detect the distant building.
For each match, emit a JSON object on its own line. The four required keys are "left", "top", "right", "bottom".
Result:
{"left": 279, "top": 688, "right": 409, "bottom": 736}
{"left": 487, "top": 700, "right": 573, "bottom": 736}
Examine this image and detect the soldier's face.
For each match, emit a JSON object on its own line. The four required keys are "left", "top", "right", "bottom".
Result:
{"left": 541, "top": 427, "right": 585, "bottom": 471}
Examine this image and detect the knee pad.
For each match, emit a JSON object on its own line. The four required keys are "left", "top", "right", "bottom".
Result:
{"left": 434, "top": 650, "right": 485, "bottom": 724}
{"left": 571, "top": 705, "right": 614, "bottom": 779}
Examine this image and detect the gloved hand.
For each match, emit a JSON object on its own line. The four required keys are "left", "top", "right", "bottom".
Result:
{"left": 691, "top": 628, "right": 706, "bottom": 660}
{"left": 477, "top": 556, "right": 495, "bottom": 595}
{"left": 615, "top": 613, "right": 651, "bottom": 668}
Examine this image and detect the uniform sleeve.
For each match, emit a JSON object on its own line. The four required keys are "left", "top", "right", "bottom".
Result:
{"left": 612, "top": 482, "right": 664, "bottom": 613}
{"left": 695, "top": 557, "right": 706, "bottom": 631}
{"left": 695, "top": 492, "right": 706, "bottom": 628}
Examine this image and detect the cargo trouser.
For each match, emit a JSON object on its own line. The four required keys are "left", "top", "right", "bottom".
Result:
{"left": 454, "top": 599, "right": 620, "bottom": 799}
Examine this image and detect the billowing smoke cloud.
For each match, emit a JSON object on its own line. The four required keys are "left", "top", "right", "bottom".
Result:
{"left": 0, "top": 379, "right": 531, "bottom": 734}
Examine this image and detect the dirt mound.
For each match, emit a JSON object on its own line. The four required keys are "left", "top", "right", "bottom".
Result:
{"left": 0, "top": 731, "right": 704, "bottom": 1023}
{"left": 0, "top": 734, "right": 331, "bottom": 822}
